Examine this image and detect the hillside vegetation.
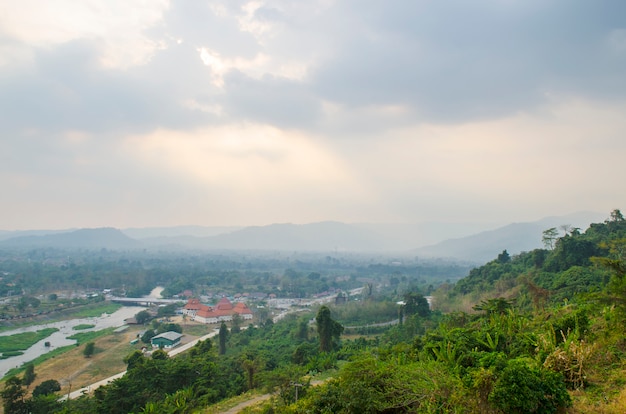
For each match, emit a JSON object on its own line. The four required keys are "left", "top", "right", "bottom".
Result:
{"left": 3, "top": 211, "right": 626, "bottom": 413}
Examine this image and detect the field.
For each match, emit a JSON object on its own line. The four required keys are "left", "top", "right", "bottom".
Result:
{"left": 0, "top": 328, "right": 58, "bottom": 353}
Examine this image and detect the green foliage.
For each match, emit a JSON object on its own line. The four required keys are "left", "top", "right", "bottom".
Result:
{"left": 67, "top": 327, "right": 115, "bottom": 344}
{"left": 315, "top": 306, "right": 343, "bottom": 352}
{"left": 141, "top": 329, "right": 156, "bottom": 344}
{"left": 489, "top": 359, "right": 571, "bottom": 413}
{"left": 325, "top": 299, "right": 399, "bottom": 326}
{"left": 83, "top": 342, "right": 96, "bottom": 358}
{"left": 72, "top": 324, "right": 95, "bottom": 331}
{"left": 1, "top": 376, "right": 27, "bottom": 414}
{"left": 135, "top": 310, "right": 152, "bottom": 324}
{"left": 0, "top": 328, "right": 58, "bottom": 353}
{"left": 473, "top": 297, "right": 513, "bottom": 315}
{"left": 219, "top": 322, "right": 228, "bottom": 355}
{"left": 32, "top": 379, "right": 61, "bottom": 397}
{"left": 22, "top": 363, "right": 36, "bottom": 387}
{"left": 156, "top": 303, "right": 178, "bottom": 317}
{"left": 403, "top": 291, "right": 431, "bottom": 317}
{"left": 295, "top": 356, "right": 468, "bottom": 413}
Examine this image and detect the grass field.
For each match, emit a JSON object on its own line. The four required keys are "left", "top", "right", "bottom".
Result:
{"left": 0, "top": 328, "right": 58, "bottom": 352}
{"left": 72, "top": 324, "right": 96, "bottom": 331}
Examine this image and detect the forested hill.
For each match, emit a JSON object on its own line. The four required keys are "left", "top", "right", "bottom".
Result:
{"left": 0, "top": 228, "right": 139, "bottom": 249}
{"left": 443, "top": 209, "right": 626, "bottom": 311}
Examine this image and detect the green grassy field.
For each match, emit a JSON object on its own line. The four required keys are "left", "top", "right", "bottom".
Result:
{"left": 0, "top": 328, "right": 58, "bottom": 352}
{"left": 72, "top": 324, "right": 96, "bottom": 331}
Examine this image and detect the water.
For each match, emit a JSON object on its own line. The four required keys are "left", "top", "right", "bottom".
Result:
{"left": 0, "top": 306, "right": 145, "bottom": 378}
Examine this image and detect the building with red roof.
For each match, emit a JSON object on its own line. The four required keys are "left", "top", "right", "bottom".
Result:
{"left": 183, "top": 297, "right": 253, "bottom": 324}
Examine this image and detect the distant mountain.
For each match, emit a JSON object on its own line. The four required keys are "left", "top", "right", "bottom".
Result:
{"left": 192, "top": 221, "right": 387, "bottom": 251}
{"left": 0, "top": 228, "right": 140, "bottom": 249}
{"left": 0, "top": 229, "right": 75, "bottom": 242}
{"left": 412, "top": 211, "right": 607, "bottom": 263}
{"left": 0, "top": 211, "right": 607, "bottom": 255}
{"left": 122, "top": 225, "right": 242, "bottom": 239}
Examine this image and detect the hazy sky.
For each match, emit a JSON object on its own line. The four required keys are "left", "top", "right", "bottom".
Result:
{"left": 1, "top": 0, "right": 625, "bottom": 230}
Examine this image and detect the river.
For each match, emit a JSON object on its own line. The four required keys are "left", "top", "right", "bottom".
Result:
{"left": 0, "top": 305, "right": 146, "bottom": 379}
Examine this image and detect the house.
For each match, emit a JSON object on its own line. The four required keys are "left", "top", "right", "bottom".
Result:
{"left": 183, "top": 297, "right": 254, "bottom": 324}
{"left": 182, "top": 298, "right": 203, "bottom": 318}
{"left": 150, "top": 331, "right": 183, "bottom": 349}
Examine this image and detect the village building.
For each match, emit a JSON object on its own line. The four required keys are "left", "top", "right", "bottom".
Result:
{"left": 183, "top": 297, "right": 253, "bottom": 324}
{"left": 182, "top": 298, "right": 203, "bottom": 318}
{"left": 150, "top": 331, "right": 183, "bottom": 349}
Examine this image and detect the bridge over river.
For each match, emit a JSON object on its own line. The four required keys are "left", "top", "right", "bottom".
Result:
{"left": 108, "top": 297, "right": 185, "bottom": 306}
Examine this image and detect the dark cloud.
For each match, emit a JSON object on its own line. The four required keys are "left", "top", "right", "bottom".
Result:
{"left": 309, "top": 0, "right": 626, "bottom": 122}
{"left": 0, "top": 39, "right": 219, "bottom": 136}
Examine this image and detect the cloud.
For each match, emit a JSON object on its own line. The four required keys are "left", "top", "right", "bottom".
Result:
{"left": 308, "top": 1, "right": 626, "bottom": 122}
{"left": 1, "top": 0, "right": 626, "bottom": 229}
{"left": 0, "top": 0, "right": 169, "bottom": 68}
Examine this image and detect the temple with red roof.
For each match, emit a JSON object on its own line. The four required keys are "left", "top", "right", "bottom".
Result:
{"left": 182, "top": 297, "right": 253, "bottom": 324}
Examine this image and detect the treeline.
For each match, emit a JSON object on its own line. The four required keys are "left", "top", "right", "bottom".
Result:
{"left": 447, "top": 209, "right": 626, "bottom": 311}
{"left": 0, "top": 247, "right": 464, "bottom": 317}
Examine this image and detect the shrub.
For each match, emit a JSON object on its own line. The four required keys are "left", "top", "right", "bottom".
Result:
{"left": 489, "top": 359, "right": 571, "bottom": 413}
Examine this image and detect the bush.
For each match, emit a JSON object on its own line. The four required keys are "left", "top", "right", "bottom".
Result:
{"left": 32, "top": 379, "right": 61, "bottom": 397}
{"left": 489, "top": 359, "right": 571, "bottom": 413}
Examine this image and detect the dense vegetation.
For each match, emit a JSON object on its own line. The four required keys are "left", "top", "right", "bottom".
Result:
{"left": 3, "top": 211, "right": 626, "bottom": 413}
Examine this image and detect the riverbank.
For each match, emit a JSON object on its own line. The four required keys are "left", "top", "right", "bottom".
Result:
{"left": 0, "top": 302, "right": 123, "bottom": 333}
{"left": 0, "top": 305, "right": 143, "bottom": 379}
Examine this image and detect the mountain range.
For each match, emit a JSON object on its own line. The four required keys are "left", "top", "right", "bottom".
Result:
{"left": 0, "top": 211, "right": 608, "bottom": 263}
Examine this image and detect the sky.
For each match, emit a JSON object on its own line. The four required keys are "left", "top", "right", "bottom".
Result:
{"left": 1, "top": 0, "right": 625, "bottom": 230}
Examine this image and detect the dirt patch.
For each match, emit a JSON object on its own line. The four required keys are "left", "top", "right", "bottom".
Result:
{"left": 21, "top": 325, "right": 204, "bottom": 397}
{"left": 27, "top": 327, "right": 144, "bottom": 398}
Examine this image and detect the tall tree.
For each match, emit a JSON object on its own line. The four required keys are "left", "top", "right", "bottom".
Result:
{"left": 542, "top": 227, "right": 559, "bottom": 250}
{"left": 231, "top": 313, "right": 242, "bottom": 333}
{"left": 240, "top": 352, "right": 265, "bottom": 390}
{"left": 404, "top": 292, "right": 431, "bottom": 317}
{"left": 610, "top": 209, "right": 625, "bottom": 222}
{"left": 22, "top": 364, "right": 36, "bottom": 388}
{"left": 218, "top": 322, "right": 228, "bottom": 355}
{"left": 315, "top": 306, "right": 343, "bottom": 352}
{"left": 1, "top": 376, "right": 27, "bottom": 414}
{"left": 83, "top": 342, "right": 95, "bottom": 358}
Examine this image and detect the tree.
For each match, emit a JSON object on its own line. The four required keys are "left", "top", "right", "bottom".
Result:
{"left": 240, "top": 352, "right": 265, "bottom": 390}
{"left": 218, "top": 322, "right": 228, "bottom": 355}
{"left": 141, "top": 329, "right": 156, "bottom": 344}
{"left": 22, "top": 363, "right": 36, "bottom": 388}
{"left": 497, "top": 249, "right": 511, "bottom": 264}
{"left": 403, "top": 292, "right": 431, "bottom": 317}
{"left": 32, "top": 379, "right": 61, "bottom": 397}
{"left": 472, "top": 297, "right": 513, "bottom": 315}
{"left": 609, "top": 209, "right": 625, "bottom": 222}
{"left": 1, "top": 376, "right": 27, "bottom": 414}
{"left": 542, "top": 227, "right": 559, "bottom": 250}
{"left": 135, "top": 310, "right": 151, "bottom": 325}
{"left": 315, "top": 306, "right": 343, "bottom": 352}
{"left": 592, "top": 238, "right": 626, "bottom": 319}
{"left": 231, "top": 313, "right": 242, "bottom": 333}
{"left": 151, "top": 349, "right": 168, "bottom": 360}
{"left": 83, "top": 342, "right": 95, "bottom": 358}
